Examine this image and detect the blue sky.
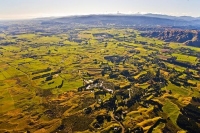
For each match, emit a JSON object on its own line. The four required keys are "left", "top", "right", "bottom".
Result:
{"left": 0, "top": 0, "right": 199, "bottom": 19}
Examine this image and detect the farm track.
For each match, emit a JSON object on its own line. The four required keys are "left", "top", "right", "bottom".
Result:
{"left": 110, "top": 112, "right": 125, "bottom": 133}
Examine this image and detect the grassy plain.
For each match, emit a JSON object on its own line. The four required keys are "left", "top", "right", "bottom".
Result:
{"left": 0, "top": 27, "right": 199, "bottom": 132}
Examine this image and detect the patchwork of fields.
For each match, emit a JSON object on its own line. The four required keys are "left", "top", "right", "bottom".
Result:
{"left": 0, "top": 27, "right": 200, "bottom": 132}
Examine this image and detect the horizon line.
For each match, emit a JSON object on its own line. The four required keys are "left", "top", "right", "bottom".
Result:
{"left": 0, "top": 12, "right": 199, "bottom": 21}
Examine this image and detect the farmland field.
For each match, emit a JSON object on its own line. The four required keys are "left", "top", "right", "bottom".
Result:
{"left": 0, "top": 22, "right": 200, "bottom": 133}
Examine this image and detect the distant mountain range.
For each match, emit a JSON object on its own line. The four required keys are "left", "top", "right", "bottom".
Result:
{"left": 138, "top": 13, "right": 200, "bottom": 21}
{"left": 1, "top": 14, "right": 200, "bottom": 29}
{"left": 37, "top": 14, "right": 200, "bottom": 29}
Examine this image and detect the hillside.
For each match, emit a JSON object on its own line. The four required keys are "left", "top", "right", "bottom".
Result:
{"left": 141, "top": 29, "right": 200, "bottom": 47}
{"left": 40, "top": 14, "right": 200, "bottom": 28}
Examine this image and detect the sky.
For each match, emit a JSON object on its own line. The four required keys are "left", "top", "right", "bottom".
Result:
{"left": 0, "top": 0, "right": 199, "bottom": 20}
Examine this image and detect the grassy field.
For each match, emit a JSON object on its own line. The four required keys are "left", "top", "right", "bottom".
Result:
{"left": 0, "top": 27, "right": 199, "bottom": 132}
{"left": 162, "top": 100, "right": 180, "bottom": 125}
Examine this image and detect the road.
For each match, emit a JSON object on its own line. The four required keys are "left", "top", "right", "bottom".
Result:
{"left": 110, "top": 112, "right": 125, "bottom": 133}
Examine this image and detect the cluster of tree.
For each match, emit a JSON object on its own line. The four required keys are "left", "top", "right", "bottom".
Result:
{"left": 178, "top": 47, "right": 200, "bottom": 58}
{"left": 176, "top": 104, "right": 200, "bottom": 132}
{"left": 32, "top": 67, "right": 51, "bottom": 75}
{"left": 161, "top": 57, "right": 197, "bottom": 69}
{"left": 169, "top": 76, "right": 197, "bottom": 87}
{"left": 128, "top": 49, "right": 140, "bottom": 54}
{"left": 126, "top": 126, "right": 144, "bottom": 133}
{"left": 180, "top": 104, "right": 200, "bottom": 123}
{"left": 104, "top": 55, "right": 126, "bottom": 64}
{"left": 177, "top": 114, "right": 200, "bottom": 133}
{"left": 57, "top": 80, "right": 64, "bottom": 88}
{"left": 147, "top": 118, "right": 166, "bottom": 133}
{"left": 32, "top": 70, "right": 61, "bottom": 80}
{"left": 192, "top": 97, "right": 200, "bottom": 102}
